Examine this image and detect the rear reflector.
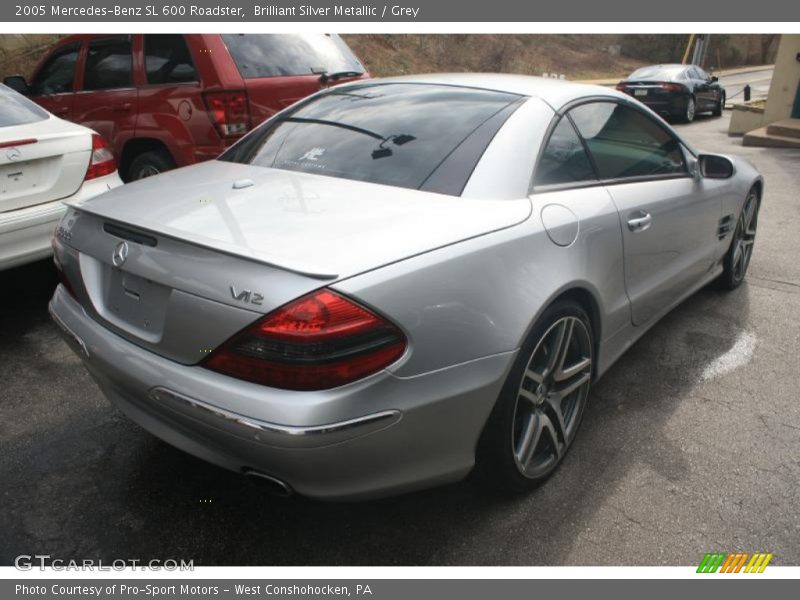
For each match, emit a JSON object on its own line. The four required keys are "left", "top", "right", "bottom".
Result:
{"left": 84, "top": 134, "right": 117, "bottom": 181}
{"left": 203, "top": 91, "right": 251, "bottom": 138}
{"left": 204, "top": 289, "right": 406, "bottom": 390}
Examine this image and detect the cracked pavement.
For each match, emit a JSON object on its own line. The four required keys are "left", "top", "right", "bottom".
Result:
{"left": 1, "top": 112, "right": 798, "bottom": 566}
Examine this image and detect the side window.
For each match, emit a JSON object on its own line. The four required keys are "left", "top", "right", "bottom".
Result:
{"left": 689, "top": 67, "right": 702, "bottom": 80}
{"left": 30, "top": 44, "right": 80, "bottom": 96}
{"left": 84, "top": 37, "right": 133, "bottom": 91}
{"left": 144, "top": 35, "right": 198, "bottom": 85}
{"left": 534, "top": 116, "right": 596, "bottom": 187}
{"left": 569, "top": 102, "right": 687, "bottom": 181}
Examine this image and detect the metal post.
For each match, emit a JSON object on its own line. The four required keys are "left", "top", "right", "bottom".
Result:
{"left": 744, "top": 84, "right": 751, "bottom": 102}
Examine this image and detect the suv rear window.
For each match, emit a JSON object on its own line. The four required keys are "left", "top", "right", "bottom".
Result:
{"left": 221, "top": 34, "right": 364, "bottom": 78}
{"left": 0, "top": 84, "right": 49, "bottom": 127}
{"left": 220, "top": 83, "right": 523, "bottom": 195}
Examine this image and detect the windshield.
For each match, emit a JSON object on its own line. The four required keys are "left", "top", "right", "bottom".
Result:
{"left": 219, "top": 83, "right": 523, "bottom": 195}
{"left": 0, "top": 84, "right": 49, "bottom": 127}
{"left": 221, "top": 34, "right": 364, "bottom": 78}
{"left": 627, "top": 66, "right": 687, "bottom": 81}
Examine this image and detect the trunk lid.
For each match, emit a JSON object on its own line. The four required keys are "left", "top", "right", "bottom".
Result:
{"left": 71, "top": 161, "right": 532, "bottom": 279}
{"left": 60, "top": 162, "right": 530, "bottom": 364}
{"left": 0, "top": 117, "right": 90, "bottom": 213}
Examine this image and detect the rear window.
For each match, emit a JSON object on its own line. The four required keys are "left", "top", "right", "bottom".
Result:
{"left": 221, "top": 34, "right": 364, "bottom": 78}
{"left": 219, "top": 83, "right": 523, "bottom": 195}
{"left": 0, "top": 84, "right": 49, "bottom": 127}
{"left": 627, "top": 66, "right": 687, "bottom": 81}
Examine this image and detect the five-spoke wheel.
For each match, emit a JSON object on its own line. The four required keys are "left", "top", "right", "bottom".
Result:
{"left": 476, "top": 300, "right": 594, "bottom": 491}
{"left": 721, "top": 188, "right": 759, "bottom": 290}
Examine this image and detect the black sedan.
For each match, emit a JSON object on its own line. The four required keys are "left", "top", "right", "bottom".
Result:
{"left": 616, "top": 64, "right": 726, "bottom": 123}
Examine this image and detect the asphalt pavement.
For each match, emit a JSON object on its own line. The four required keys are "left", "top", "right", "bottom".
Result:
{"left": 718, "top": 68, "right": 773, "bottom": 103}
{"left": 0, "top": 113, "right": 798, "bottom": 566}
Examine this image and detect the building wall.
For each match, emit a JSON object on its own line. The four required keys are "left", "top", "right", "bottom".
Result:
{"left": 764, "top": 34, "right": 800, "bottom": 122}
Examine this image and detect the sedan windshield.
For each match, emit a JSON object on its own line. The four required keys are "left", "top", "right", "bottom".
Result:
{"left": 220, "top": 83, "right": 524, "bottom": 195}
{"left": 0, "top": 84, "right": 49, "bottom": 127}
{"left": 627, "top": 65, "right": 687, "bottom": 81}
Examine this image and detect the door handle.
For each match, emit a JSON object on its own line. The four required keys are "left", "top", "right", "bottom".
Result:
{"left": 113, "top": 103, "right": 133, "bottom": 112}
{"left": 627, "top": 211, "right": 652, "bottom": 232}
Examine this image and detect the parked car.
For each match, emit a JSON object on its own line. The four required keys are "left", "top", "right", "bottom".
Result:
{"left": 0, "top": 83, "right": 121, "bottom": 271}
{"left": 4, "top": 34, "right": 368, "bottom": 181}
{"left": 616, "top": 63, "right": 726, "bottom": 123}
{"left": 49, "top": 74, "right": 761, "bottom": 499}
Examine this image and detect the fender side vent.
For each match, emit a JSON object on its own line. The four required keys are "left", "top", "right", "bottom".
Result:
{"left": 717, "top": 215, "right": 734, "bottom": 240}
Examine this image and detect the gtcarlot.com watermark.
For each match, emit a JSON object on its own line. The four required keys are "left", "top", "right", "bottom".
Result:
{"left": 15, "top": 554, "right": 194, "bottom": 571}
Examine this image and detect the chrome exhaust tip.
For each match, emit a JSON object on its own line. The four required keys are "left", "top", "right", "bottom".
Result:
{"left": 243, "top": 469, "right": 294, "bottom": 497}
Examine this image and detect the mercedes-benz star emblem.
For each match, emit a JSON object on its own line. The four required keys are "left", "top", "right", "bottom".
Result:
{"left": 112, "top": 241, "right": 129, "bottom": 268}
{"left": 6, "top": 147, "right": 21, "bottom": 161}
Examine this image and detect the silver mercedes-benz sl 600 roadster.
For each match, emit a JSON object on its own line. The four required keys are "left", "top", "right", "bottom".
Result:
{"left": 49, "top": 74, "right": 762, "bottom": 499}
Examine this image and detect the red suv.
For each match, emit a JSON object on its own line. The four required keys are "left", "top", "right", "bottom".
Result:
{"left": 4, "top": 34, "right": 368, "bottom": 181}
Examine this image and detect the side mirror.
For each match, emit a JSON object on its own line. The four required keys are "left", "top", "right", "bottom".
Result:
{"left": 3, "top": 75, "right": 29, "bottom": 94}
{"left": 698, "top": 154, "right": 734, "bottom": 179}
{"left": 710, "top": 75, "right": 719, "bottom": 83}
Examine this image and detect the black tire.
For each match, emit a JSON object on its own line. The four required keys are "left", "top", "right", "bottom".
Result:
{"left": 712, "top": 93, "right": 725, "bottom": 117}
{"left": 680, "top": 95, "right": 697, "bottom": 123}
{"left": 475, "top": 299, "right": 594, "bottom": 493}
{"left": 719, "top": 188, "right": 759, "bottom": 290}
{"left": 127, "top": 149, "right": 176, "bottom": 182}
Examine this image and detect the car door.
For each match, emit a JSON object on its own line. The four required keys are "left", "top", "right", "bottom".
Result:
{"left": 568, "top": 100, "right": 722, "bottom": 325}
{"left": 690, "top": 67, "right": 714, "bottom": 110}
{"left": 27, "top": 41, "right": 81, "bottom": 120}
{"left": 73, "top": 36, "right": 138, "bottom": 156}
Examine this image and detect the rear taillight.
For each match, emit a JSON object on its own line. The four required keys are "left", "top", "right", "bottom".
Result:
{"left": 615, "top": 83, "right": 629, "bottom": 92}
{"left": 51, "top": 230, "right": 76, "bottom": 299}
{"left": 659, "top": 83, "right": 684, "bottom": 93}
{"left": 203, "top": 91, "right": 251, "bottom": 138}
{"left": 84, "top": 134, "right": 117, "bottom": 181}
{"left": 203, "top": 289, "right": 407, "bottom": 391}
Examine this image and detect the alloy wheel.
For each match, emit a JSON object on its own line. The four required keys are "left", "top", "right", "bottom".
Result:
{"left": 686, "top": 97, "right": 696, "bottom": 122}
{"left": 732, "top": 193, "right": 758, "bottom": 282}
{"left": 511, "top": 316, "right": 592, "bottom": 479}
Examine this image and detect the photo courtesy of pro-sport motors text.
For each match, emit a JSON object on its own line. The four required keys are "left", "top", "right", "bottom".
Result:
{"left": 0, "top": 0, "right": 798, "bottom": 598}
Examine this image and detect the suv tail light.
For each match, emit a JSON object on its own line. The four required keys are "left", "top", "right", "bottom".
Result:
{"left": 203, "top": 91, "right": 251, "bottom": 138}
{"left": 204, "top": 289, "right": 407, "bottom": 391}
{"left": 84, "top": 134, "right": 117, "bottom": 181}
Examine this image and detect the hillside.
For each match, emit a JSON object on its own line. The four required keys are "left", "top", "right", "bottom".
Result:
{"left": 0, "top": 34, "right": 778, "bottom": 83}
{"left": 341, "top": 34, "right": 779, "bottom": 80}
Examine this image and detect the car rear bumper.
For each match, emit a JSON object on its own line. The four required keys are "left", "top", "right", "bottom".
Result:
{"left": 0, "top": 173, "right": 122, "bottom": 270}
{"left": 633, "top": 94, "right": 690, "bottom": 117}
{"left": 48, "top": 284, "right": 515, "bottom": 500}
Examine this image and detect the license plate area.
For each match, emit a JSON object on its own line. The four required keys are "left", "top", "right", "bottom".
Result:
{"left": 634, "top": 89, "right": 648, "bottom": 97}
{"left": 0, "top": 160, "right": 39, "bottom": 195}
{"left": 103, "top": 268, "right": 171, "bottom": 342}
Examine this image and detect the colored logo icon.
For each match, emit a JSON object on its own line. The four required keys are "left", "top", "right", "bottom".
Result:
{"left": 697, "top": 552, "right": 773, "bottom": 573}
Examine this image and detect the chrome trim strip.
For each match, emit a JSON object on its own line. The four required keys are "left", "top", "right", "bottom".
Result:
{"left": 149, "top": 386, "right": 401, "bottom": 448}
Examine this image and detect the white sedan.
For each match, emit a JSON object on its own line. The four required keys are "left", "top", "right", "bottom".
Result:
{"left": 0, "top": 83, "right": 122, "bottom": 270}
